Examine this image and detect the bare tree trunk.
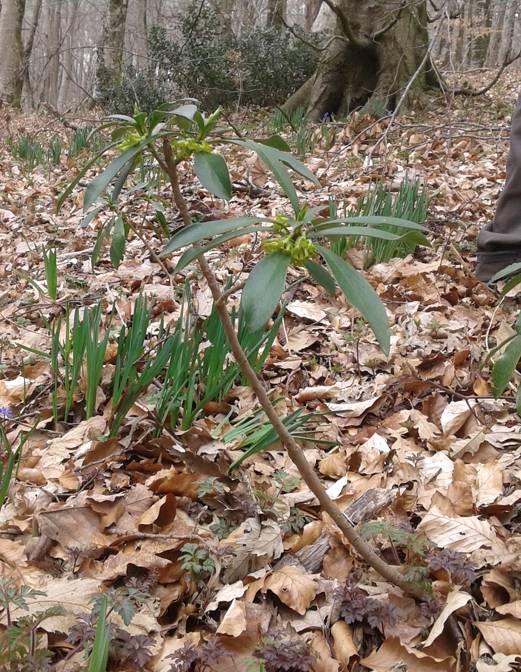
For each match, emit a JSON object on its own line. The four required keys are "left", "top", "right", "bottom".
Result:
{"left": 485, "top": 0, "right": 507, "bottom": 67}
{"left": 58, "top": 0, "right": 80, "bottom": 110}
{"left": 498, "top": 0, "right": 517, "bottom": 64}
{"left": 21, "top": 0, "right": 42, "bottom": 109}
{"left": 41, "top": 0, "right": 62, "bottom": 105}
{"left": 473, "top": 0, "right": 493, "bottom": 67}
{"left": 0, "top": 0, "right": 26, "bottom": 107}
{"left": 305, "top": 0, "right": 321, "bottom": 30}
{"left": 102, "top": 0, "right": 129, "bottom": 80}
{"left": 285, "top": 0, "right": 431, "bottom": 121}
{"left": 128, "top": 0, "right": 148, "bottom": 69}
{"left": 267, "top": 0, "right": 287, "bottom": 27}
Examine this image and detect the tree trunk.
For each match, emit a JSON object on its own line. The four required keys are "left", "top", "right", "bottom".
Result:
{"left": 473, "top": 0, "right": 492, "bottom": 67}
{"left": 285, "top": 0, "right": 431, "bottom": 121}
{"left": 41, "top": 0, "right": 62, "bottom": 105}
{"left": 485, "top": 0, "right": 507, "bottom": 67}
{"left": 305, "top": 0, "right": 322, "bottom": 31}
{"left": 266, "top": 0, "right": 286, "bottom": 27}
{"left": 102, "top": 0, "right": 129, "bottom": 80}
{"left": 498, "top": 0, "right": 517, "bottom": 64}
{"left": 58, "top": 0, "right": 80, "bottom": 110}
{"left": 0, "top": 0, "right": 26, "bottom": 107}
{"left": 22, "top": 0, "right": 42, "bottom": 109}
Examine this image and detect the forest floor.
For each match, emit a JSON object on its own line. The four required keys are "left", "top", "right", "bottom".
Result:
{"left": 1, "top": 71, "right": 521, "bottom": 671}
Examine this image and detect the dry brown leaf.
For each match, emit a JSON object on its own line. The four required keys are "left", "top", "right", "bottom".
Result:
{"left": 5, "top": 577, "right": 99, "bottom": 632}
{"left": 286, "top": 300, "right": 327, "bottom": 322}
{"left": 263, "top": 566, "right": 316, "bottom": 615}
{"left": 360, "top": 637, "right": 454, "bottom": 672}
{"left": 440, "top": 400, "right": 476, "bottom": 436}
{"left": 476, "top": 653, "right": 521, "bottom": 672}
{"left": 481, "top": 569, "right": 516, "bottom": 608}
{"left": 476, "top": 618, "right": 521, "bottom": 654}
{"left": 308, "top": 630, "right": 339, "bottom": 672}
{"left": 331, "top": 620, "right": 357, "bottom": 663}
{"left": 418, "top": 507, "right": 505, "bottom": 553}
{"left": 497, "top": 601, "right": 521, "bottom": 618}
{"left": 38, "top": 505, "right": 110, "bottom": 556}
{"left": 138, "top": 494, "right": 177, "bottom": 529}
{"left": 205, "top": 581, "right": 246, "bottom": 612}
{"left": 319, "top": 452, "right": 346, "bottom": 477}
{"left": 474, "top": 462, "right": 503, "bottom": 507}
{"left": 423, "top": 589, "right": 472, "bottom": 647}
{"left": 216, "top": 599, "right": 247, "bottom": 637}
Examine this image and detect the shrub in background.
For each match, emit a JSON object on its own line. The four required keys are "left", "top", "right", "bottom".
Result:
{"left": 97, "top": 2, "right": 318, "bottom": 113}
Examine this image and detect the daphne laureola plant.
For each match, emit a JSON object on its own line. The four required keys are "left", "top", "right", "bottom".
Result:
{"left": 58, "top": 101, "right": 428, "bottom": 599}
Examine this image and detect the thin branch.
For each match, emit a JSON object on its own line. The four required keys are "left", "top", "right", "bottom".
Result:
{"left": 453, "top": 50, "right": 521, "bottom": 97}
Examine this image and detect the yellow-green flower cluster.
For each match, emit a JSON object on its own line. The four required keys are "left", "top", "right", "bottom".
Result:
{"left": 263, "top": 218, "right": 316, "bottom": 266}
{"left": 116, "top": 131, "right": 143, "bottom": 151}
{"left": 172, "top": 139, "right": 212, "bottom": 161}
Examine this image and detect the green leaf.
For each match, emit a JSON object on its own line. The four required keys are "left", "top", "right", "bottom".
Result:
{"left": 317, "top": 245, "right": 390, "bottom": 354}
{"left": 88, "top": 595, "right": 110, "bottom": 672}
{"left": 161, "top": 216, "right": 263, "bottom": 255}
{"left": 492, "top": 334, "right": 521, "bottom": 396}
{"left": 56, "top": 140, "right": 119, "bottom": 212}
{"left": 175, "top": 226, "right": 265, "bottom": 271}
{"left": 91, "top": 217, "right": 114, "bottom": 269}
{"left": 110, "top": 215, "right": 127, "bottom": 268}
{"left": 311, "top": 226, "right": 401, "bottom": 240}
{"left": 240, "top": 252, "right": 290, "bottom": 332}
{"left": 492, "top": 261, "right": 521, "bottom": 284}
{"left": 193, "top": 151, "right": 232, "bottom": 200}
{"left": 255, "top": 134, "right": 291, "bottom": 152}
{"left": 232, "top": 139, "right": 319, "bottom": 214}
{"left": 501, "top": 271, "right": 521, "bottom": 295}
{"left": 516, "top": 385, "right": 521, "bottom": 417}
{"left": 83, "top": 137, "right": 150, "bottom": 211}
{"left": 304, "top": 260, "right": 336, "bottom": 295}
{"left": 322, "top": 215, "right": 426, "bottom": 231}
{"left": 244, "top": 141, "right": 299, "bottom": 212}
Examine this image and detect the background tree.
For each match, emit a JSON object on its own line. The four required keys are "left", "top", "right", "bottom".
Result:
{"left": 0, "top": 0, "right": 26, "bottom": 108}
{"left": 285, "top": 0, "right": 434, "bottom": 121}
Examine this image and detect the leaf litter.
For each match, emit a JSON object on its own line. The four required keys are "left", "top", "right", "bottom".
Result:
{"left": 2, "top": 74, "right": 521, "bottom": 670}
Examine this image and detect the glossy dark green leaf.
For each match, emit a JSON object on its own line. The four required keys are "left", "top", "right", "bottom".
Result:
{"left": 84, "top": 138, "right": 150, "bottom": 211}
{"left": 492, "top": 334, "right": 521, "bottom": 396}
{"left": 255, "top": 134, "right": 291, "bottom": 152}
{"left": 311, "top": 226, "right": 401, "bottom": 240}
{"left": 162, "top": 216, "right": 263, "bottom": 255}
{"left": 304, "top": 260, "right": 336, "bottom": 295}
{"left": 320, "top": 215, "right": 426, "bottom": 231}
{"left": 91, "top": 217, "right": 114, "bottom": 269}
{"left": 175, "top": 226, "right": 265, "bottom": 271}
{"left": 193, "top": 151, "right": 232, "bottom": 200}
{"left": 317, "top": 245, "right": 390, "bottom": 354}
{"left": 110, "top": 215, "right": 127, "bottom": 268}
{"left": 240, "top": 252, "right": 290, "bottom": 332}
{"left": 56, "top": 140, "right": 119, "bottom": 212}
{"left": 232, "top": 139, "right": 319, "bottom": 213}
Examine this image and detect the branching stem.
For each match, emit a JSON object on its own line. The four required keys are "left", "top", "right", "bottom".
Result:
{"left": 161, "top": 146, "right": 425, "bottom": 600}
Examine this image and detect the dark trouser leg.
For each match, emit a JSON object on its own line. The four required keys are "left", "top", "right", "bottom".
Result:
{"left": 476, "top": 92, "right": 521, "bottom": 281}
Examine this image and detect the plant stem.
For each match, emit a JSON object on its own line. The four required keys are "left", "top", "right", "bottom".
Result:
{"left": 161, "top": 150, "right": 425, "bottom": 600}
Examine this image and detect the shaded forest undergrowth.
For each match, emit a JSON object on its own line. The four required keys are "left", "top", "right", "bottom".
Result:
{"left": 2, "top": 72, "right": 521, "bottom": 671}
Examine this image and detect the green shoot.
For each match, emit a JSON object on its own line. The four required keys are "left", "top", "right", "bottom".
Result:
{"left": 43, "top": 247, "right": 58, "bottom": 301}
